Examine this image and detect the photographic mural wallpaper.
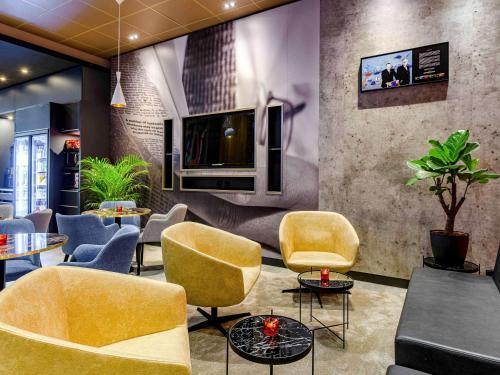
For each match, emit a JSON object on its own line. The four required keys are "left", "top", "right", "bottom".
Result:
{"left": 110, "top": 0, "right": 320, "bottom": 252}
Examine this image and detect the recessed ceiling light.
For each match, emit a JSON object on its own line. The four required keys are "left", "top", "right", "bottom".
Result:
{"left": 128, "top": 33, "right": 139, "bottom": 41}
{"left": 20, "top": 67, "right": 29, "bottom": 75}
{"left": 0, "top": 76, "right": 6, "bottom": 82}
{"left": 224, "top": 1, "right": 236, "bottom": 10}
{"left": 7, "top": 115, "right": 14, "bottom": 121}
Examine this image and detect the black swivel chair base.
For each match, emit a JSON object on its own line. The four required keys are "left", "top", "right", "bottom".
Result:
{"left": 282, "top": 288, "right": 323, "bottom": 308}
{"left": 189, "top": 307, "right": 250, "bottom": 336}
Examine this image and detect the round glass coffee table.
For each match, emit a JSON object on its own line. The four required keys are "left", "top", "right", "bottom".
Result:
{"left": 0, "top": 233, "right": 68, "bottom": 290}
{"left": 298, "top": 270, "right": 353, "bottom": 348}
{"left": 83, "top": 207, "right": 151, "bottom": 226}
{"left": 227, "top": 315, "right": 314, "bottom": 374}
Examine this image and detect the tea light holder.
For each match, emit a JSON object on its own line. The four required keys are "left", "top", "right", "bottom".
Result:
{"left": 263, "top": 310, "right": 279, "bottom": 337}
{"left": 320, "top": 268, "right": 330, "bottom": 287}
{"left": 116, "top": 205, "right": 123, "bottom": 213}
{"left": 0, "top": 234, "right": 7, "bottom": 246}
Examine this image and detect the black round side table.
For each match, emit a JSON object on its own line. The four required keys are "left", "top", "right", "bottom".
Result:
{"left": 298, "top": 270, "right": 353, "bottom": 348}
{"left": 227, "top": 315, "right": 313, "bottom": 374}
{"left": 423, "top": 256, "right": 480, "bottom": 274}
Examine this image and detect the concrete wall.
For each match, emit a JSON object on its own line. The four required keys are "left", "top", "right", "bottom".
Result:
{"left": 319, "top": 0, "right": 499, "bottom": 278}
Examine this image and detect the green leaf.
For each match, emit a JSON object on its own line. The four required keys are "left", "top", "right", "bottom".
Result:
{"left": 428, "top": 140, "right": 444, "bottom": 150}
{"left": 416, "top": 170, "right": 441, "bottom": 180}
{"left": 429, "top": 148, "right": 450, "bottom": 163}
{"left": 405, "top": 176, "right": 419, "bottom": 186}
{"left": 407, "top": 159, "right": 429, "bottom": 171}
{"left": 443, "top": 130, "right": 469, "bottom": 162}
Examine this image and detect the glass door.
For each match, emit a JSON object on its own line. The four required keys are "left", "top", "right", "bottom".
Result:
{"left": 14, "top": 136, "right": 30, "bottom": 217}
{"left": 31, "top": 133, "right": 48, "bottom": 212}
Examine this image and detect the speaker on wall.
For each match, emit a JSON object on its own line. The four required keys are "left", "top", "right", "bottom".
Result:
{"left": 181, "top": 176, "right": 255, "bottom": 193}
{"left": 267, "top": 104, "right": 283, "bottom": 193}
{"left": 163, "top": 119, "right": 173, "bottom": 190}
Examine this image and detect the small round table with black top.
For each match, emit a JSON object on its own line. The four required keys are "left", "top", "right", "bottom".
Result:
{"left": 422, "top": 256, "right": 480, "bottom": 274}
{"left": 227, "top": 315, "right": 314, "bottom": 374}
{"left": 298, "top": 270, "right": 354, "bottom": 348}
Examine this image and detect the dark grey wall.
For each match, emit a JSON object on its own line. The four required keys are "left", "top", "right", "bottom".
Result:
{"left": 0, "top": 67, "right": 82, "bottom": 113}
{"left": 0, "top": 119, "right": 14, "bottom": 187}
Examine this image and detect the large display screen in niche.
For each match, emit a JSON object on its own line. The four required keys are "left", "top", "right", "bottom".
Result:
{"left": 182, "top": 109, "right": 255, "bottom": 170}
{"left": 360, "top": 42, "right": 449, "bottom": 92}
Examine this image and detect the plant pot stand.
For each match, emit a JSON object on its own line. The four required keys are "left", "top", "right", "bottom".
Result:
{"left": 423, "top": 256, "right": 480, "bottom": 274}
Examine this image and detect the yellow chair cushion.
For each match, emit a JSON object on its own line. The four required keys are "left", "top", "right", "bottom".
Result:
{"left": 287, "top": 251, "right": 353, "bottom": 273}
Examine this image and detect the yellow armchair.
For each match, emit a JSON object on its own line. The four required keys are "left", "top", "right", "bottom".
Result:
{"left": 0, "top": 267, "right": 191, "bottom": 375}
{"left": 162, "top": 222, "right": 261, "bottom": 335}
{"left": 279, "top": 211, "right": 359, "bottom": 273}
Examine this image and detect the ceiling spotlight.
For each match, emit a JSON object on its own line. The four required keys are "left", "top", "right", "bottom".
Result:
{"left": 128, "top": 33, "right": 139, "bottom": 41}
{"left": 7, "top": 115, "right": 14, "bottom": 121}
{"left": 0, "top": 76, "right": 6, "bottom": 82}
{"left": 20, "top": 67, "right": 29, "bottom": 75}
{"left": 224, "top": 1, "right": 236, "bottom": 10}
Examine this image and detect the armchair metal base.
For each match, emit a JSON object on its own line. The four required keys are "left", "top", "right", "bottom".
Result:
{"left": 189, "top": 307, "right": 250, "bottom": 336}
{"left": 282, "top": 288, "right": 323, "bottom": 308}
{"left": 135, "top": 242, "right": 163, "bottom": 276}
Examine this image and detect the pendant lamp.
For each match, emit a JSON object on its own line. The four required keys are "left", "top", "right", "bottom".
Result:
{"left": 111, "top": 0, "right": 126, "bottom": 108}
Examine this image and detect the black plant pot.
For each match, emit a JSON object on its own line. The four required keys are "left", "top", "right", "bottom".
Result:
{"left": 430, "top": 230, "right": 469, "bottom": 267}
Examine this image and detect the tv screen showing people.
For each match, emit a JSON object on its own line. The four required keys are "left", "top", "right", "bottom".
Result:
{"left": 360, "top": 42, "right": 448, "bottom": 92}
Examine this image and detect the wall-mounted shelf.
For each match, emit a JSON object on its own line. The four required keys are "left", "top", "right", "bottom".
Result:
{"left": 267, "top": 104, "right": 283, "bottom": 194}
{"left": 162, "top": 119, "right": 174, "bottom": 190}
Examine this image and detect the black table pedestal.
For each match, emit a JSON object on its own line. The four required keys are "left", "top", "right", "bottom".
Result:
{"left": 0, "top": 260, "right": 5, "bottom": 291}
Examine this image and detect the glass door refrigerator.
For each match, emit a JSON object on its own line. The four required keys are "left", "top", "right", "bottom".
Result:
{"left": 14, "top": 131, "right": 49, "bottom": 217}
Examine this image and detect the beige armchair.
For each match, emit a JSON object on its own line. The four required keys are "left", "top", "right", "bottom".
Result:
{"left": 279, "top": 211, "right": 359, "bottom": 304}
{"left": 0, "top": 267, "right": 191, "bottom": 375}
{"left": 162, "top": 222, "right": 261, "bottom": 335}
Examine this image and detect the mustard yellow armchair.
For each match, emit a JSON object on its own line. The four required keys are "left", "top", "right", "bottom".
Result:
{"left": 162, "top": 222, "right": 261, "bottom": 335}
{"left": 279, "top": 211, "right": 359, "bottom": 303}
{"left": 0, "top": 267, "right": 191, "bottom": 375}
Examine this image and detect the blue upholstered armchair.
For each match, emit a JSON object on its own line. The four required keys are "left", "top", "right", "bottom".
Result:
{"left": 0, "top": 219, "right": 41, "bottom": 282}
{"left": 60, "top": 225, "right": 140, "bottom": 274}
{"left": 56, "top": 214, "right": 119, "bottom": 261}
{"left": 99, "top": 201, "right": 140, "bottom": 227}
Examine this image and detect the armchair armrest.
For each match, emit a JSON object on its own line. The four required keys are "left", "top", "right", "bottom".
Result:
{"left": 103, "top": 223, "right": 119, "bottom": 242}
{"left": 71, "top": 244, "right": 104, "bottom": 263}
{"left": 56, "top": 267, "right": 187, "bottom": 347}
{"left": 140, "top": 219, "right": 167, "bottom": 243}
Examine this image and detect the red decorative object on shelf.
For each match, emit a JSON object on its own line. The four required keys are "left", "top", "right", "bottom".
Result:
{"left": 116, "top": 205, "right": 123, "bottom": 213}
{"left": 0, "top": 234, "right": 7, "bottom": 246}
{"left": 263, "top": 314, "right": 279, "bottom": 337}
{"left": 64, "top": 139, "right": 80, "bottom": 150}
{"left": 320, "top": 268, "right": 330, "bottom": 286}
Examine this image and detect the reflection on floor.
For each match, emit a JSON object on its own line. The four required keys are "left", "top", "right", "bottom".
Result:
{"left": 38, "top": 245, "right": 406, "bottom": 375}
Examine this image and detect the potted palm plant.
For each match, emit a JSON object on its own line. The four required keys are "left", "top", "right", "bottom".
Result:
{"left": 406, "top": 130, "right": 499, "bottom": 266}
{"left": 80, "top": 154, "right": 151, "bottom": 209}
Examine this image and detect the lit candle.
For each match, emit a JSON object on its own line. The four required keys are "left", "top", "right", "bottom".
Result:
{"left": 321, "top": 268, "right": 330, "bottom": 286}
{"left": 263, "top": 316, "right": 280, "bottom": 337}
{"left": 116, "top": 205, "right": 123, "bottom": 213}
{"left": 0, "top": 234, "right": 7, "bottom": 246}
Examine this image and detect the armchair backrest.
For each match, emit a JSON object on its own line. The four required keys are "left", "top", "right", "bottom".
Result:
{"left": 56, "top": 214, "right": 117, "bottom": 255}
{"left": 142, "top": 204, "right": 187, "bottom": 243}
{"left": 0, "top": 219, "right": 40, "bottom": 266}
{"left": 279, "top": 211, "right": 359, "bottom": 262}
{"left": 93, "top": 225, "right": 140, "bottom": 274}
{"left": 99, "top": 200, "right": 140, "bottom": 227}
{"left": 0, "top": 204, "right": 13, "bottom": 220}
{"left": 25, "top": 209, "right": 53, "bottom": 233}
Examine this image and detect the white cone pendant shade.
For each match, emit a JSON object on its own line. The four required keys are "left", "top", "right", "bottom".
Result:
{"left": 111, "top": 71, "right": 126, "bottom": 108}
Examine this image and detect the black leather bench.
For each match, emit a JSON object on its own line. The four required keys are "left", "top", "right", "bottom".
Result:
{"left": 394, "top": 247, "right": 500, "bottom": 375}
{"left": 386, "top": 365, "right": 429, "bottom": 375}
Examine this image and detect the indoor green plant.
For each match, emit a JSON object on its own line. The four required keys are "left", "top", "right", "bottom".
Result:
{"left": 80, "top": 154, "right": 151, "bottom": 209}
{"left": 406, "top": 130, "right": 499, "bottom": 266}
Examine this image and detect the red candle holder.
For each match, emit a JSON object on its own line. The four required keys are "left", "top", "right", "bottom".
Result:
{"left": 320, "top": 268, "right": 330, "bottom": 287}
{"left": 263, "top": 316, "right": 280, "bottom": 337}
{"left": 116, "top": 205, "right": 123, "bottom": 213}
{"left": 0, "top": 234, "right": 7, "bottom": 246}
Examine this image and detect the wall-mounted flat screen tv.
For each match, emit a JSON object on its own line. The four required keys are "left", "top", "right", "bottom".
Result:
{"left": 360, "top": 42, "right": 449, "bottom": 92}
{"left": 182, "top": 109, "right": 255, "bottom": 170}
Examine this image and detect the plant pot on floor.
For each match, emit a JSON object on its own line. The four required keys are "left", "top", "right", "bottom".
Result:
{"left": 430, "top": 230, "right": 469, "bottom": 267}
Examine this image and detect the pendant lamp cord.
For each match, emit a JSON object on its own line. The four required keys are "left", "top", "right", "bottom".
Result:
{"left": 117, "top": 2, "right": 121, "bottom": 72}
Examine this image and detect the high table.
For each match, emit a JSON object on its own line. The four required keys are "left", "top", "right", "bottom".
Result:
{"left": 82, "top": 208, "right": 151, "bottom": 227}
{"left": 0, "top": 233, "right": 68, "bottom": 291}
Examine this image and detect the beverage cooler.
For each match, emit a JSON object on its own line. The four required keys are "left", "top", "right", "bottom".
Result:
{"left": 13, "top": 131, "right": 49, "bottom": 217}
